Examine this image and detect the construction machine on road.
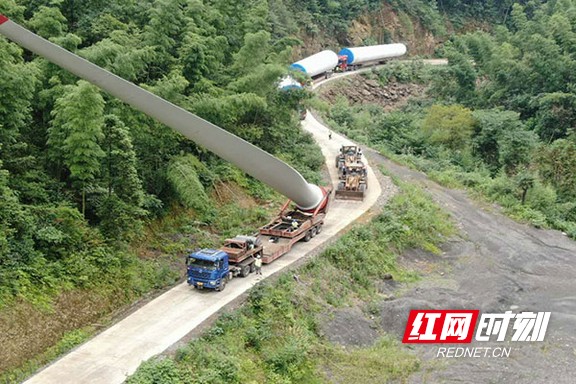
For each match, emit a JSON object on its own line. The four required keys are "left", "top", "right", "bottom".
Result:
{"left": 335, "top": 145, "right": 367, "bottom": 201}
{"left": 336, "top": 161, "right": 367, "bottom": 201}
{"left": 335, "top": 145, "right": 362, "bottom": 169}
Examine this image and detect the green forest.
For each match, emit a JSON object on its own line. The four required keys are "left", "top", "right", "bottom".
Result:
{"left": 323, "top": 1, "right": 576, "bottom": 238}
{"left": 1, "top": 0, "right": 575, "bottom": 382}
{"left": 0, "top": 0, "right": 330, "bottom": 377}
{"left": 0, "top": 0, "right": 331, "bottom": 308}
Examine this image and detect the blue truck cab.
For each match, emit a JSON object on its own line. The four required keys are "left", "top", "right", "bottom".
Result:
{"left": 186, "top": 249, "right": 230, "bottom": 291}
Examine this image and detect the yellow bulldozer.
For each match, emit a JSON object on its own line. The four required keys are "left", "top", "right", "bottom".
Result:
{"left": 335, "top": 162, "right": 368, "bottom": 201}
{"left": 335, "top": 145, "right": 362, "bottom": 169}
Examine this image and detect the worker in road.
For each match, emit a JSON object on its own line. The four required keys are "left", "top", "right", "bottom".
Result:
{"left": 291, "top": 219, "right": 299, "bottom": 230}
{"left": 255, "top": 255, "right": 262, "bottom": 275}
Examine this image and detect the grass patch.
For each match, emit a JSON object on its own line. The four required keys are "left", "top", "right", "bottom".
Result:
{"left": 318, "top": 337, "right": 420, "bottom": 382}
{"left": 0, "top": 328, "right": 91, "bottom": 384}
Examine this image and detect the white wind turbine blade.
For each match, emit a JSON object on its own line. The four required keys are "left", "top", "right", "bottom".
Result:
{"left": 0, "top": 15, "right": 324, "bottom": 209}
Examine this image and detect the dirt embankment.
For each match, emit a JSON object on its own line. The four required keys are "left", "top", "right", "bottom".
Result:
{"left": 373, "top": 153, "right": 576, "bottom": 384}
{"left": 0, "top": 290, "right": 119, "bottom": 373}
{"left": 291, "top": 2, "right": 444, "bottom": 60}
{"left": 315, "top": 72, "right": 576, "bottom": 383}
{"left": 347, "top": 4, "right": 439, "bottom": 56}
{"left": 318, "top": 138, "right": 576, "bottom": 383}
{"left": 319, "top": 75, "right": 425, "bottom": 111}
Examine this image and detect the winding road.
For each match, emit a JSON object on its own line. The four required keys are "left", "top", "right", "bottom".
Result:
{"left": 22, "top": 75, "right": 385, "bottom": 384}
{"left": 23, "top": 58, "right": 575, "bottom": 384}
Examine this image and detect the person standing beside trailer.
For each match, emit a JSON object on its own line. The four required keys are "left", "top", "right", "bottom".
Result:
{"left": 254, "top": 255, "right": 262, "bottom": 275}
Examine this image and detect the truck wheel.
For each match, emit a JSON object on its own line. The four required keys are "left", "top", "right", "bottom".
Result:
{"left": 249, "top": 262, "right": 256, "bottom": 273}
{"left": 217, "top": 278, "right": 227, "bottom": 291}
{"left": 303, "top": 230, "right": 312, "bottom": 242}
{"left": 316, "top": 224, "right": 322, "bottom": 234}
{"left": 240, "top": 265, "right": 250, "bottom": 277}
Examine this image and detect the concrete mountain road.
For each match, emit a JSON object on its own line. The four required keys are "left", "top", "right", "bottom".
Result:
{"left": 22, "top": 77, "right": 384, "bottom": 384}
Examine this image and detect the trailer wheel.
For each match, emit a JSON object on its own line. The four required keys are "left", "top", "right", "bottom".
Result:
{"left": 316, "top": 224, "right": 323, "bottom": 234}
{"left": 310, "top": 227, "right": 318, "bottom": 238}
{"left": 249, "top": 262, "right": 256, "bottom": 273}
{"left": 240, "top": 265, "right": 250, "bottom": 277}
{"left": 303, "top": 230, "right": 312, "bottom": 242}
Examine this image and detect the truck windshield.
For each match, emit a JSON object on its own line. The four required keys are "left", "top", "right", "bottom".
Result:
{"left": 187, "top": 257, "right": 218, "bottom": 270}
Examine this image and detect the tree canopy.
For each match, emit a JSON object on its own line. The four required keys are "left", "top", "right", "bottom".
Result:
{"left": 0, "top": 0, "right": 322, "bottom": 308}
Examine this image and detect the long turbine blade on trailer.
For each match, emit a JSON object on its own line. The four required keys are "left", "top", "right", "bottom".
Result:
{"left": 0, "top": 15, "right": 323, "bottom": 210}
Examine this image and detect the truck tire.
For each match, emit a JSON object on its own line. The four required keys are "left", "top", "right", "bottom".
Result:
{"left": 217, "top": 278, "right": 227, "bottom": 291}
{"left": 240, "top": 265, "right": 250, "bottom": 277}
{"left": 310, "top": 227, "right": 318, "bottom": 238}
{"left": 303, "top": 230, "right": 312, "bottom": 242}
{"left": 249, "top": 262, "right": 256, "bottom": 273}
{"left": 316, "top": 224, "right": 322, "bottom": 234}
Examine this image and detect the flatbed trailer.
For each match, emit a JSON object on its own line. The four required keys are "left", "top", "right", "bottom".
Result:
{"left": 219, "top": 235, "right": 263, "bottom": 277}
{"left": 259, "top": 188, "right": 331, "bottom": 263}
{"left": 187, "top": 187, "right": 331, "bottom": 290}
